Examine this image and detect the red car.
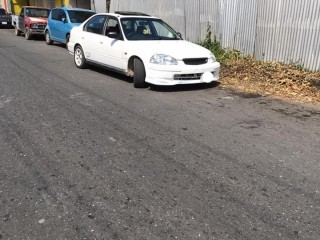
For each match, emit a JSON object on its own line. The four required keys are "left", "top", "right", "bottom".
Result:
{"left": 13, "top": 6, "right": 50, "bottom": 40}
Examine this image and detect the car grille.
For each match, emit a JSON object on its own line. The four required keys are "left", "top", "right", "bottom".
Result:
{"left": 183, "top": 58, "right": 208, "bottom": 65}
{"left": 0, "top": 16, "right": 10, "bottom": 21}
{"left": 174, "top": 73, "right": 202, "bottom": 81}
{"left": 38, "top": 24, "right": 46, "bottom": 30}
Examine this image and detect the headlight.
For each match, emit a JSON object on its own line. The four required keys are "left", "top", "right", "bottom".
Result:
{"left": 150, "top": 54, "right": 178, "bottom": 65}
{"left": 208, "top": 53, "right": 216, "bottom": 63}
{"left": 31, "top": 23, "right": 38, "bottom": 28}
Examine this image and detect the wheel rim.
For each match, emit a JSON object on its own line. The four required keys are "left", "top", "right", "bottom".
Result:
{"left": 46, "top": 32, "right": 50, "bottom": 43}
{"left": 75, "top": 48, "right": 83, "bottom": 66}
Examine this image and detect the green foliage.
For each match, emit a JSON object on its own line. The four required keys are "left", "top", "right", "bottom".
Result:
{"left": 199, "top": 24, "right": 240, "bottom": 63}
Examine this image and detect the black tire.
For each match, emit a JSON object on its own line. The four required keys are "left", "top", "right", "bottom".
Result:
{"left": 25, "top": 27, "right": 31, "bottom": 40}
{"left": 15, "top": 26, "right": 21, "bottom": 36}
{"left": 207, "top": 81, "right": 219, "bottom": 88}
{"left": 45, "top": 31, "right": 53, "bottom": 45}
{"left": 74, "top": 45, "right": 87, "bottom": 69}
{"left": 133, "top": 58, "right": 147, "bottom": 88}
{"left": 65, "top": 35, "right": 70, "bottom": 49}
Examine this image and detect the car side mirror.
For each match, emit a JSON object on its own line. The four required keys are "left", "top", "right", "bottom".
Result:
{"left": 107, "top": 31, "right": 119, "bottom": 39}
{"left": 62, "top": 17, "right": 67, "bottom": 23}
{"left": 177, "top": 32, "right": 183, "bottom": 39}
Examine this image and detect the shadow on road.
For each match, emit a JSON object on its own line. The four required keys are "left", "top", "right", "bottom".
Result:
{"left": 148, "top": 82, "right": 220, "bottom": 92}
{"left": 86, "top": 65, "right": 220, "bottom": 92}
{"left": 88, "top": 65, "right": 133, "bottom": 84}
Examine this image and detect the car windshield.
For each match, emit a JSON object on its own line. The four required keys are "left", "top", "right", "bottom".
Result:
{"left": 25, "top": 8, "right": 50, "bottom": 18}
{"left": 67, "top": 10, "right": 95, "bottom": 23}
{"left": 0, "top": 8, "right": 7, "bottom": 15}
{"left": 120, "top": 17, "right": 182, "bottom": 41}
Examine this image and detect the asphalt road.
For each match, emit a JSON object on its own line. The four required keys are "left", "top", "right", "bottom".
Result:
{"left": 0, "top": 28, "right": 320, "bottom": 240}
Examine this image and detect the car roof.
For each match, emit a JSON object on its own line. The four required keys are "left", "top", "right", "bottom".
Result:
{"left": 114, "top": 11, "right": 150, "bottom": 16}
{"left": 53, "top": 7, "right": 95, "bottom": 12}
{"left": 104, "top": 12, "right": 158, "bottom": 19}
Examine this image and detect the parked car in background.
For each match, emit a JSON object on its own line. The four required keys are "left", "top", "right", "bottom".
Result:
{"left": 45, "top": 7, "right": 95, "bottom": 47}
{"left": 0, "top": 8, "right": 12, "bottom": 28}
{"left": 12, "top": 6, "right": 50, "bottom": 40}
{"left": 67, "top": 12, "right": 220, "bottom": 88}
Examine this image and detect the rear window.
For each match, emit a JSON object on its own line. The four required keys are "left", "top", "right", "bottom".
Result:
{"left": 25, "top": 8, "right": 50, "bottom": 18}
{"left": 67, "top": 10, "right": 95, "bottom": 23}
{"left": 0, "top": 8, "right": 6, "bottom": 15}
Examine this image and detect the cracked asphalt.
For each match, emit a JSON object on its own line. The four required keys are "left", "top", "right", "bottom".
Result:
{"left": 0, "top": 28, "right": 320, "bottom": 240}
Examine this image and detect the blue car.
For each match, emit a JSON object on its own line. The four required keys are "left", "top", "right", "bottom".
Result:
{"left": 45, "top": 7, "right": 95, "bottom": 46}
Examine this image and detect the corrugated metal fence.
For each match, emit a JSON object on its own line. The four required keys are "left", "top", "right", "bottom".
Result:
{"left": 110, "top": 0, "right": 320, "bottom": 71}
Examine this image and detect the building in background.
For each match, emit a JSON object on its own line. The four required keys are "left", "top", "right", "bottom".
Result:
{"left": 2, "top": 0, "right": 107, "bottom": 15}
{"left": 5, "top": 0, "right": 104, "bottom": 15}
{"left": 0, "top": 0, "right": 9, "bottom": 12}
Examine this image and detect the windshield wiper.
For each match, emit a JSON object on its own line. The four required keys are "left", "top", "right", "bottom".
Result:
{"left": 167, "top": 37, "right": 181, "bottom": 40}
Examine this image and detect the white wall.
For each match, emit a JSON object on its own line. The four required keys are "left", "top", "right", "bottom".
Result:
{"left": 91, "top": 0, "right": 106, "bottom": 13}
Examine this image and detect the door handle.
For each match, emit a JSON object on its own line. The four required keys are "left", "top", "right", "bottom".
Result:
{"left": 81, "top": 37, "right": 84, "bottom": 40}
{"left": 99, "top": 41, "right": 103, "bottom": 44}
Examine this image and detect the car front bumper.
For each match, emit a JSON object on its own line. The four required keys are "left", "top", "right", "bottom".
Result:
{"left": 145, "top": 61, "right": 220, "bottom": 85}
{"left": 0, "top": 20, "right": 11, "bottom": 26}
{"left": 29, "top": 28, "right": 46, "bottom": 35}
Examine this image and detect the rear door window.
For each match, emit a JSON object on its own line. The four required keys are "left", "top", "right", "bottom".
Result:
{"left": 84, "top": 15, "right": 107, "bottom": 34}
{"left": 0, "top": 9, "right": 6, "bottom": 15}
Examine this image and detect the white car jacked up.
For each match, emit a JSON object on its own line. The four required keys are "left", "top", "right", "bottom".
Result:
{"left": 67, "top": 11, "right": 220, "bottom": 88}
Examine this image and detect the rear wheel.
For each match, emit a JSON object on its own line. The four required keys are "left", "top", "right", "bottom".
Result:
{"left": 207, "top": 81, "right": 219, "bottom": 88}
{"left": 25, "top": 27, "right": 31, "bottom": 40}
{"left": 133, "top": 58, "right": 147, "bottom": 88}
{"left": 74, "top": 45, "right": 87, "bottom": 69}
{"left": 15, "top": 26, "right": 21, "bottom": 36}
{"left": 45, "top": 31, "right": 53, "bottom": 45}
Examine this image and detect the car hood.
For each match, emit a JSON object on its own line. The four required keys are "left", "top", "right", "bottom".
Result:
{"left": 27, "top": 17, "right": 47, "bottom": 23}
{"left": 128, "top": 40, "right": 212, "bottom": 60}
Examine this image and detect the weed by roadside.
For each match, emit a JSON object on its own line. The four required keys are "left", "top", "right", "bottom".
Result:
{"left": 199, "top": 25, "right": 240, "bottom": 63}
{"left": 198, "top": 26, "right": 320, "bottom": 104}
{"left": 221, "top": 57, "right": 320, "bottom": 103}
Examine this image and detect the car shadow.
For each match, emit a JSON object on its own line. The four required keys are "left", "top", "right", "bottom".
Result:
{"left": 16, "top": 34, "right": 45, "bottom": 41}
{"left": 88, "top": 65, "right": 133, "bottom": 84}
{"left": 148, "top": 82, "right": 220, "bottom": 92}
{"left": 0, "top": 24, "right": 15, "bottom": 29}
{"left": 52, "top": 42, "right": 68, "bottom": 49}
{"left": 86, "top": 65, "right": 220, "bottom": 91}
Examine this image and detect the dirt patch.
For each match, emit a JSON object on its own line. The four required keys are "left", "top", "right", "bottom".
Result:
{"left": 220, "top": 57, "right": 320, "bottom": 104}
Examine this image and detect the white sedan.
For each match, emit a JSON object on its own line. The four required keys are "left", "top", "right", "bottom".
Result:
{"left": 67, "top": 11, "right": 220, "bottom": 88}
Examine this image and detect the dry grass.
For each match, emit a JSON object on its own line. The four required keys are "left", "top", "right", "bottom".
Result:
{"left": 220, "top": 57, "right": 320, "bottom": 104}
